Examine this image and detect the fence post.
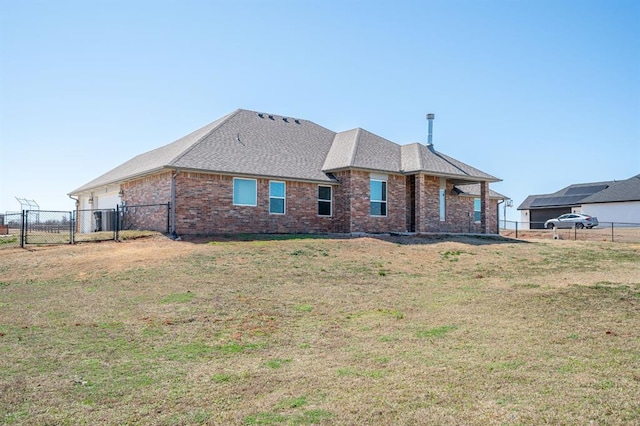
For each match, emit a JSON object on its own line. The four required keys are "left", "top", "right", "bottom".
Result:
{"left": 515, "top": 221, "right": 518, "bottom": 238}
{"left": 611, "top": 222, "right": 614, "bottom": 243}
{"left": 115, "top": 205, "right": 120, "bottom": 242}
{"left": 20, "top": 210, "right": 25, "bottom": 248}
{"left": 166, "top": 202, "right": 171, "bottom": 234}
{"left": 69, "top": 211, "right": 74, "bottom": 244}
{"left": 574, "top": 224, "right": 577, "bottom": 241}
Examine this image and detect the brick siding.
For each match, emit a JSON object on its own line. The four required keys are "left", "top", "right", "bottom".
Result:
{"left": 174, "top": 173, "right": 337, "bottom": 234}
{"left": 339, "top": 170, "right": 407, "bottom": 233}
{"left": 331, "top": 171, "right": 351, "bottom": 233}
{"left": 120, "top": 170, "right": 499, "bottom": 235}
{"left": 121, "top": 173, "right": 172, "bottom": 232}
{"left": 122, "top": 172, "right": 172, "bottom": 205}
{"left": 420, "top": 175, "right": 442, "bottom": 232}
{"left": 410, "top": 174, "right": 499, "bottom": 234}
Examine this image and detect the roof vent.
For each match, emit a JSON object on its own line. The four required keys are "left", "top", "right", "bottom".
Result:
{"left": 283, "top": 117, "right": 289, "bottom": 123}
{"left": 257, "top": 113, "right": 264, "bottom": 119}
{"left": 268, "top": 115, "right": 274, "bottom": 120}
{"left": 426, "top": 113, "right": 435, "bottom": 146}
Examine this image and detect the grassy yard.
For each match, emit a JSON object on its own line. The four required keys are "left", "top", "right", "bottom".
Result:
{"left": 1, "top": 234, "right": 638, "bottom": 425}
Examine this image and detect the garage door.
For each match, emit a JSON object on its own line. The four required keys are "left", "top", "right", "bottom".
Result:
{"left": 530, "top": 208, "right": 571, "bottom": 229}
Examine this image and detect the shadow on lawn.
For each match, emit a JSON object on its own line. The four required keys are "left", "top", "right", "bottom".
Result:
{"left": 180, "top": 232, "right": 527, "bottom": 246}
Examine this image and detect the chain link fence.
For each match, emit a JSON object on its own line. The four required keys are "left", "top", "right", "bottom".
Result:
{"left": 23, "top": 210, "right": 74, "bottom": 245}
{"left": 120, "top": 203, "right": 170, "bottom": 234}
{"left": 1, "top": 203, "right": 171, "bottom": 249}
{"left": 0, "top": 212, "right": 23, "bottom": 249}
{"left": 500, "top": 221, "right": 640, "bottom": 243}
{"left": 74, "top": 209, "right": 117, "bottom": 243}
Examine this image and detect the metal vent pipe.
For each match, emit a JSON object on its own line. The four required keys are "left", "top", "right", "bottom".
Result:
{"left": 426, "top": 113, "right": 435, "bottom": 145}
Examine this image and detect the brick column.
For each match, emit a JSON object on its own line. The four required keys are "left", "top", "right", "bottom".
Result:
{"left": 414, "top": 174, "right": 424, "bottom": 232}
{"left": 480, "top": 181, "right": 490, "bottom": 234}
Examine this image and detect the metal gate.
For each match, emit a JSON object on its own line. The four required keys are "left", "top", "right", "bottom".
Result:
{"left": 22, "top": 210, "right": 74, "bottom": 245}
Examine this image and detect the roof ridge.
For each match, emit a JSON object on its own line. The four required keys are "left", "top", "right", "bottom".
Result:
{"left": 432, "top": 149, "right": 470, "bottom": 177}
{"left": 242, "top": 108, "right": 339, "bottom": 134}
{"left": 436, "top": 150, "right": 500, "bottom": 181}
{"left": 562, "top": 180, "right": 615, "bottom": 189}
{"left": 167, "top": 109, "right": 242, "bottom": 166}
{"left": 350, "top": 128, "right": 363, "bottom": 167}
{"left": 415, "top": 143, "right": 424, "bottom": 171}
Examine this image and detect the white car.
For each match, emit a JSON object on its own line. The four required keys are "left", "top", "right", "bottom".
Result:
{"left": 545, "top": 213, "right": 599, "bottom": 229}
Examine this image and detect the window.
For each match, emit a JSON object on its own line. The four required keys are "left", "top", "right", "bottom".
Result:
{"left": 318, "top": 186, "right": 332, "bottom": 216}
{"left": 233, "top": 178, "right": 257, "bottom": 206}
{"left": 370, "top": 179, "right": 387, "bottom": 216}
{"left": 439, "top": 178, "right": 446, "bottom": 221}
{"left": 474, "top": 198, "right": 481, "bottom": 222}
{"left": 269, "top": 181, "right": 285, "bottom": 214}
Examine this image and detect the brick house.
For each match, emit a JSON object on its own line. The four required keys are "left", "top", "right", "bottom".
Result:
{"left": 69, "top": 109, "right": 505, "bottom": 235}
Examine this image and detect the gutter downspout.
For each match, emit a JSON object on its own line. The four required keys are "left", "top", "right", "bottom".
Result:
{"left": 171, "top": 169, "right": 179, "bottom": 237}
{"left": 68, "top": 194, "right": 79, "bottom": 209}
{"left": 68, "top": 195, "right": 79, "bottom": 244}
{"left": 497, "top": 199, "right": 505, "bottom": 234}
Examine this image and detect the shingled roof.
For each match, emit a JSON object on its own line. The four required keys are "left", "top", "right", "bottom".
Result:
{"left": 71, "top": 111, "right": 237, "bottom": 193}
{"left": 323, "top": 128, "right": 402, "bottom": 173}
{"left": 454, "top": 183, "right": 507, "bottom": 200}
{"left": 581, "top": 174, "right": 640, "bottom": 203}
{"left": 401, "top": 143, "right": 498, "bottom": 182}
{"left": 518, "top": 174, "right": 640, "bottom": 210}
{"left": 71, "top": 108, "right": 500, "bottom": 194}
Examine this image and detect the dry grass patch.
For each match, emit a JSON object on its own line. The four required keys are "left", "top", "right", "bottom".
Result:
{"left": 1, "top": 235, "right": 639, "bottom": 425}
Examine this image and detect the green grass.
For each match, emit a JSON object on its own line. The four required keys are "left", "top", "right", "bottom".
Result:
{"left": 294, "top": 304, "right": 313, "bottom": 312}
{"left": 0, "top": 236, "right": 639, "bottom": 424}
{"left": 160, "top": 291, "right": 195, "bottom": 303}
{"left": 265, "top": 358, "right": 292, "bottom": 369}
{"left": 417, "top": 325, "right": 457, "bottom": 338}
{"left": 0, "top": 235, "right": 18, "bottom": 245}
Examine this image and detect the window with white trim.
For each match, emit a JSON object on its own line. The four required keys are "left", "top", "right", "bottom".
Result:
{"left": 318, "top": 186, "right": 332, "bottom": 216}
{"left": 233, "top": 178, "right": 257, "bottom": 206}
{"left": 370, "top": 179, "right": 387, "bottom": 216}
{"left": 269, "top": 181, "right": 286, "bottom": 214}
{"left": 474, "top": 198, "right": 481, "bottom": 222}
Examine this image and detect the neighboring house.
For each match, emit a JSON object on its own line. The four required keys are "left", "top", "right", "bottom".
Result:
{"left": 69, "top": 109, "right": 505, "bottom": 235}
{"left": 518, "top": 174, "right": 640, "bottom": 228}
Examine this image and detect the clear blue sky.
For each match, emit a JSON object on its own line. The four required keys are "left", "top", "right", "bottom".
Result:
{"left": 1, "top": 0, "right": 639, "bottom": 221}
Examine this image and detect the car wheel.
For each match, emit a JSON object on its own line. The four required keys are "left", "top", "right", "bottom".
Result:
{"left": 546, "top": 223, "right": 555, "bottom": 230}
{"left": 576, "top": 223, "right": 584, "bottom": 229}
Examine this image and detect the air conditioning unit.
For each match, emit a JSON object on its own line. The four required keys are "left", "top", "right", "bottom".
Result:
{"left": 93, "top": 210, "right": 116, "bottom": 232}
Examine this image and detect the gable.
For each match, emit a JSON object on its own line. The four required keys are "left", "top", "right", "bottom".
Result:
{"left": 323, "top": 128, "right": 402, "bottom": 173}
